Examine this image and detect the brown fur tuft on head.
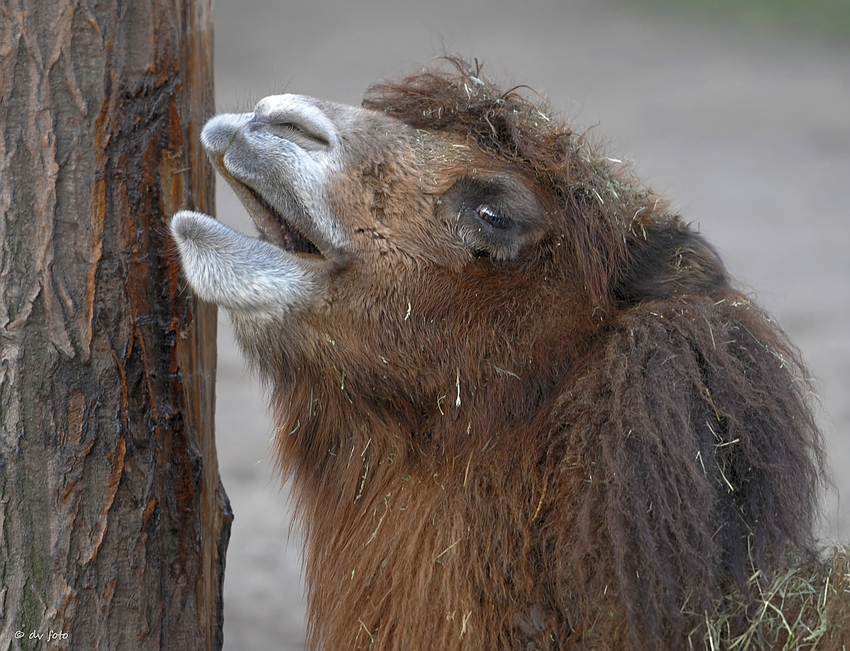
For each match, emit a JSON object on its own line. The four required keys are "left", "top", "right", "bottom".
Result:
{"left": 364, "top": 56, "right": 646, "bottom": 304}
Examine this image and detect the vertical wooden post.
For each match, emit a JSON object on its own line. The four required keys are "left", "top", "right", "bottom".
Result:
{"left": 0, "top": 1, "right": 229, "bottom": 649}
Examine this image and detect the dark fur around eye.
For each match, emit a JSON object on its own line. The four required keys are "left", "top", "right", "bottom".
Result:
{"left": 442, "top": 175, "right": 545, "bottom": 260}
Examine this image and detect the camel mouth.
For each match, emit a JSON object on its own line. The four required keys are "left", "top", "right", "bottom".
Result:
{"left": 206, "top": 150, "right": 328, "bottom": 260}
{"left": 245, "top": 187, "right": 324, "bottom": 258}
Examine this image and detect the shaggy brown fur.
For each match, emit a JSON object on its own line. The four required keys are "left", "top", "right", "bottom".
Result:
{"left": 234, "top": 59, "right": 833, "bottom": 649}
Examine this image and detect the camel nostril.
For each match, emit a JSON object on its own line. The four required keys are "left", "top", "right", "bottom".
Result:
{"left": 253, "top": 94, "right": 337, "bottom": 151}
{"left": 266, "top": 121, "right": 331, "bottom": 151}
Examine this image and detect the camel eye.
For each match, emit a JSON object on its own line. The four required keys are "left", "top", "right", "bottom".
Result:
{"left": 476, "top": 205, "right": 511, "bottom": 230}
{"left": 443, "top": 174, "right": 546, "bottom": 262}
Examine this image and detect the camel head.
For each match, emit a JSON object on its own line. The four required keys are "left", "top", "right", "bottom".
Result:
{"left": 170, "top": 73, "right": 626, "bottom": 421}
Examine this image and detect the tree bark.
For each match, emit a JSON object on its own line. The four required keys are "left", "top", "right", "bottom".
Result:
{"left": 0, "top": 1, "right": 229, "bottom": 650}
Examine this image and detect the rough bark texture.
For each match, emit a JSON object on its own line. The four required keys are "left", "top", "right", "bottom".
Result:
{"left": 0, "top": 1, "right": 229, "bottom": 650}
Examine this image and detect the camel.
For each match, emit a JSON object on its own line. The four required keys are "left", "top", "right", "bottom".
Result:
{"left": 171, "top": 58, "right": 848, "bottom": 650}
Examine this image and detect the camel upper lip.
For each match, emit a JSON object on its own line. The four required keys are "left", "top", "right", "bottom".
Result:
{"left": 200, "top": 102, "right": 343, "bottom": 261}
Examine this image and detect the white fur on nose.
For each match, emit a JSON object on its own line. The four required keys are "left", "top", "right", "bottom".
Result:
{"left": 170, "top": 210, "right": 316, "bottom": 316}
{"left": 200, "top": 113, "right": 254, "bottom": 157}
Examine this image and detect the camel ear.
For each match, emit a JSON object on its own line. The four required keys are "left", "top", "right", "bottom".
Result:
{"left": 442, "top": 174, "right": 546, "bottom": 262}
{"left": 612, "top": 222, "right": 729, "bottom": 304}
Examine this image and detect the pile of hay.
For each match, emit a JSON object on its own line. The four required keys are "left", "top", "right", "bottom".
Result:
{"left": 695, "top": 546, "right": 850, "bottom": 649}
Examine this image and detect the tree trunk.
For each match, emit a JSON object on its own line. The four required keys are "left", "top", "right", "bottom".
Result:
{"left": 0, "top": 1, "right": 230, "bottom": 650}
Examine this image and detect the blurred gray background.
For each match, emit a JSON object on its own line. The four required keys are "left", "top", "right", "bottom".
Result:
{"left": 210, "top": 1, "right": 850, "bottom": 649}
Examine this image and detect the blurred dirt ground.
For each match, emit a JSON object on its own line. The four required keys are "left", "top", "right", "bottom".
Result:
{"left": 210, "top": 2, "right": 850, "bottom": 649}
